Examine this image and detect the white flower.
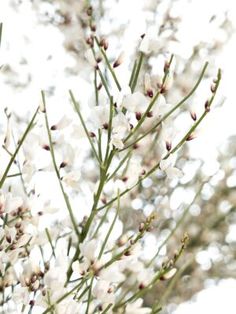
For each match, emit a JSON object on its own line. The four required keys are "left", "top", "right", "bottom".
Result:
{"left": 12, "top": 286, "right": 30, "bottom": 306}
{"left": 111, "top": 112, "right": 130, "bottom": 149}
{"left": 4, "top": 193, "right": 23, "bottom": 214}
{"left": 126, "top": 298, "right": 151, "bottom": 314}
{"left": 80, "top": 239, "right": 99, "bottom": 262}
{"left": 124, "top": 159, "right": 143, "bottom": 188}
{"left": 22, "top": 161, "right": 36, "bottom": 183}
{"left": 114, "top": 85, "right": 131, "bottom": 108}
{"left": 17, "top": 233, "right": 32, "bottom": 248}
{"left": 72, "top": 259, "right": 90, "bottom": 277}
{"left": 139, "top": 28, "right": 158, "bottom": 55}
{"left": 121, "top": 259, "right": 144, "bottom": 273}
{"left": 163, "top": 72, "right": 174, "bottom": 90}
{"left": 110, "top": 137, "right": 124, "bottom": 150}
{"left": 112, "top": 112, "right": 130, "bottom": 139}
{"left": 99, "top": 262, "right": 125, "bottom": 283}
{"left": 122, "top": 92, "right": 148, "bottom": 113}
{"left": 71, "top": 124, "right": 86, "bottom": 139}
{"left": 51, "top": 115, "right": 71, "bottom": 130}
{"left": 137, "top": 268, "right": 155, "bottom": 286}
{"left": 5, "top": 226, "right": 17, "bottom": 243}
{"left": 152, "top": 94, "right": 169, "bottom": 117}
{"left": 144, "top": 73, "right": 154, "bottom": 96}
{"left": 160, "top": 154, "right": 183, "bottom": 179}
{"left": 90, "top": 105, "right": 110, "bottom": 130}
{"left": 62, "top": 170, "right": 81, "bottom": 190}
{"left": 92, "top": 279, "right": 115, "bottom": 304}
{"left": 160, "top": 123, "right": 175, "bottom": 146}
{"left": 140, "top": 94, "right": 168, "bottom": 131}
{"left": 113, "top": 51, "right": 125, "bottom": 68}
{"left": 44, "top": 265, "right": 67, "bottom": 290}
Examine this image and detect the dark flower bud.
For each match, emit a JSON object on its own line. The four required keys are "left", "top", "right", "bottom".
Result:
{"left": 90, "top": 24, "right": 96, "bottom": 32}
{"left": 50, "top": 125, "right": 57, "bottom": 131}
{"left": 146, "top": 89, "right": 154, "bottom": 98}
{"left": 100, "top": 38, "right": 108, "bottom": 50}
{"left": 139, "top": 283, "right": 145, "bottom": 290}
{"left": 186, "top": 134, "right": 195, "bottom": 141}
{"left": 42, "top": 144, "right": 50, "bottom": 151}
{"left": 165, "top": 141, "right": 172, "bottom": 151}
{"left": 190, "top": 111, "right": 197, "bottom": 121}
{"left": 205, "top": 100, "right": 210, "bottom": 112}
{"left": 59, "top": 161, "right": 67, "bottom": 169}
{"left": 103, "top": 122, "right": 109, "bottom": 130}
{"left": 210, "top": 84, "right": 216, "bottom": 93}
{"left": 86, "top": 6, "right": 93, "bottom": 16}
{"left": 135, "top": 112, "right": 142, "bottom": 120}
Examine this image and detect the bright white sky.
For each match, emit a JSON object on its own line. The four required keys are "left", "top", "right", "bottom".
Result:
{"left": 0, "top": 1, "right": 236, "bottom": 313}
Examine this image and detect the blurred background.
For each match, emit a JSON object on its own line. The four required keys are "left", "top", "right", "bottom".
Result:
{"left": 0, "top": 0, "right": 236, "bottom": 313}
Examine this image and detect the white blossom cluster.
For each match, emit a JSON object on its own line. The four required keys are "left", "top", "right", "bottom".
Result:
{"left": 0, "top": 3, "right": 222, "bottom": 313}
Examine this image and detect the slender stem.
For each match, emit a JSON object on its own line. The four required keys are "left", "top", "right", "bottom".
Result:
{"left": 97, "top": 66, "right": 111, "bottom": 98}
{"left": 91, "top": 46, "right": 112, "bottom": 99}
{"left": 67, "top": 152, "right": 114, "bottom": 281}
{"left": 42, "top": 91, "right": 80, "bottom": 239}
{"left": 104, "top": 97, "right": 114, "bottom": 163}
{"left": 0, "top": 23, "right": 2, "bottom": 47}
{"left": 0, "top": 107, "right": 38, "bottom": 189}
{"left": 101, "top": 304, "right": 113, "bottom": 313}
{"left": 11, "top": 132, "right": 28, "bottom": 195}
{"left": 94, "top": 69, "right": 104, "bottom": 162}
{"left": 98, "top": 191, "right": 120, "bottom": 259}
{"left": 94, "top": 36, "right": 121, "bottom": 91}
{"left": 94, "top": 69, "right": 99, "bottom": 106}
{"left": 107, "top": 150, "right": 132, "bottom": 181}
{"left": 69, "top": 90, "right": 101, "bottom": 165}
{"left": 85, "top": 277, "right": 94, "bottom": 314}
{"left": 45, "top": 228, "right": 56, "bottom": 258}
{"left": 131, "top": 52, "right": 144, "bottom": 92}
{"left": 92, "top": 204, "right": 111, "bottom": 238}
{"left": 129, "top": 60, "right": 137, "bottom": 88}
{"left": 97, "top": 129, "right": 103, "bottom": 162}
{"left": 6, "top": 172, "right": 22, "bottom": 178}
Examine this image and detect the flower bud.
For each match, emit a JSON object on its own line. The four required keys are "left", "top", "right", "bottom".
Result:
{"left": 165, "top": 141, "right": 172, "bottom": 151}
{"left": 113, "top": 52, "right": 124, "bottom": 68}
{"left": 100, "top": 38, "right": 108, "bottom": 50}
{"left": 210, "top": 84, "right": 216, "bottom": 93}
{"left": 60, "top": 161, "right": 67, "bottom": 169}
{"left": 135, "top": 112, "right": 142, "bottom": 120}
{"left": 190, "top": 111, "right": 197, "bottom": 121}
{"left": 86, "top": 6, "right": 93, "bottom": 16}
{"left": 139, "top": 283, "right": 145, "bottom": 290}
{"left": 117, "top": 234, "right": 128, "bottom": 246}
{"left": 186, "top": 134, "right": 195, "bottom": 141}
{"left": 205, "top": 100, "right": 210, "bottom": 112}
{"left": 42, "top": 144, "right": 50, "bottom": 151}
{"left": 160, "top": 268, "right": 177, "bottom": 280}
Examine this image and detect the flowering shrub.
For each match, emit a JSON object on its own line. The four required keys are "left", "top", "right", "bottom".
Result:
{"left": 0, "top": 4, "right": 223, "bottom": 313}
